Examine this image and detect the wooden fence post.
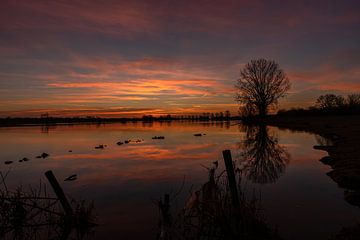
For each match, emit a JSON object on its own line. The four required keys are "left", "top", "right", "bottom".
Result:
{"left": 162, "top": 194, "right": 171, "bottom": 225}
{"left": 45, "top": 170, "right": 73, "bottom": 216}
{"left": 222, "top": 150, "right": 240, "bottom": 208}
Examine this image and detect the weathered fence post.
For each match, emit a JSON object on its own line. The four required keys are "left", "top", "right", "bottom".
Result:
{"left": 164, "top": 194, "right": 170, "bottom": 210}
{"left": 162, "top": 194, "right": 171, "bottom": 225}
{"left": 222, "top": 150, "right": 240, "bottom": 208}
{"left": 45, "top": 170, "right": 73, "bottom": 216}
{"left": 158, "top": 194, "right": 172, "bottom": 239}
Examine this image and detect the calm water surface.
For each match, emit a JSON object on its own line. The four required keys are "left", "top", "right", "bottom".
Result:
{"left": 0, "top": 121, "right": 359, "bottom": 239}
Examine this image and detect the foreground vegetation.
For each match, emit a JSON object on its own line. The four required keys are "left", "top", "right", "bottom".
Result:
{"left": 157, "top": 150, "right": 282, "bottom": 240}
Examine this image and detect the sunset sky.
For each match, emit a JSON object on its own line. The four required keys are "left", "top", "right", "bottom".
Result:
{"left": 1, "top": 0, "right": 360, "bottom": 117}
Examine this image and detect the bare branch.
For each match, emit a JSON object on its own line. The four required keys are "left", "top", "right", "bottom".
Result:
{"left": 235, "top": 59, "right": 290, "bottom": 117}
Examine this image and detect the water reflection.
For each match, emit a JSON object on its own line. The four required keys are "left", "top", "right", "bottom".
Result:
{"left": 238, "top": 124, "right": 290, "bottom": 184}
{"left": 1, "top": 122, "right": 359, "bottom": 239}
{"left": 25, "top": 120, "right": 232, "bottom": 134}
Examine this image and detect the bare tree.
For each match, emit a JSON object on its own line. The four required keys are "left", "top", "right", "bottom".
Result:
{"left": 235, "top": 59, "right": 291, "bottom": 117}
{"left": 347, "top": 94, "right": 360, "bottom": 107}
{"left": 316, "top": 94, "right": 345, "bottom": 109}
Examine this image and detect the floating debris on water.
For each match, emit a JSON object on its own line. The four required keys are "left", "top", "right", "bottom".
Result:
{"left": 95, "top": 144, "right": 105, "bottom": 149}
{"left": 194, "top": 133, "right": 205, "bottom": 137}
{"left": 120, "top": 139, "right": 143, "bottom": 144}
{"left": 152, "top": 136, "right": 165, "bottom": 139}
{"left": 4, "top": 160, "right": 13, "bottom": 165}
{"left": 19, "top": 157, "right": 29, "bottom": 162}
{"left": 36, "top": 152, "right": 49, "bottom": 158}
{"left": 64, "top": 174, "right": 77, "bottom": 181}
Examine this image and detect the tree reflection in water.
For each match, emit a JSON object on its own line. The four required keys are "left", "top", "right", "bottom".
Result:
{"left": 238, "top": 124, "right": 290, "bottom": 184}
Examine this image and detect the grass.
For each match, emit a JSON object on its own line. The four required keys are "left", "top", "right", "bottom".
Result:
{"left": 0, "top": 170, "right": 97, "bottom": 240}
{"left": 157, "top": 162, "right": 282, "bottom": 240}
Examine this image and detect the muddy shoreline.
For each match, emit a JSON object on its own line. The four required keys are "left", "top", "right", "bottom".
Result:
{"left": 264, "top": 115, "right": 360, "bottom": 208}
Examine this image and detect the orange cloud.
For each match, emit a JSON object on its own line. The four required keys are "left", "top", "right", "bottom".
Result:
{"left": 47, "top": 79, "right": 229, "bottom": 96}
{"left": 0, "top": 51, "right": 238, "bottom": 117}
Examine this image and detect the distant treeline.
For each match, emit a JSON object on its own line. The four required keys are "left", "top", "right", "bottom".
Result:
{"left": 0, "top": 111, "right": 239, "bottom": 126}
{"left": 278, "top": 93, "right": 360, "bottom": 116}
{"left": 142, "top": 111, "right": 234, "bottom": 121}
{"left": 0, "top": 117, "right": 133, "bottom": 126}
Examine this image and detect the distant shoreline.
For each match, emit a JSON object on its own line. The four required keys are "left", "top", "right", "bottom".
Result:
{"left": 261, "top": 114, "right": 360, "bottom": 137}
{"left": 0, "top": 116, "right": 241, "bottom": 127}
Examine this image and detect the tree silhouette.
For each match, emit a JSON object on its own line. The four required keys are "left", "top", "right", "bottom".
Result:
{"left": 316, "top": 94, "right": 345, "bottom": 109}
{"left": 235, "top": 59, "right": 290, "bottom": 117}
{"left": 347, "top": 94, "right": 360, "bottom": 107}
{"left": 239, "top": 124, "right": 290, "bottom": 184}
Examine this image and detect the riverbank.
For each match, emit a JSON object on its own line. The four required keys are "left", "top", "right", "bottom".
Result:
{"left": 264, "top": 115, "right": 360, "bottom": 208}
{"left": 0, "top": 117, "right": 239, "bottom": 127}
{"left": 264, "top": 115, "right": 360, "bottom": 140}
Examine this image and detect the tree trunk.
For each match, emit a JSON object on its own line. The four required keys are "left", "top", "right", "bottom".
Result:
{"left": 258, "top": 104, "right": 267, "bottom": 117}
